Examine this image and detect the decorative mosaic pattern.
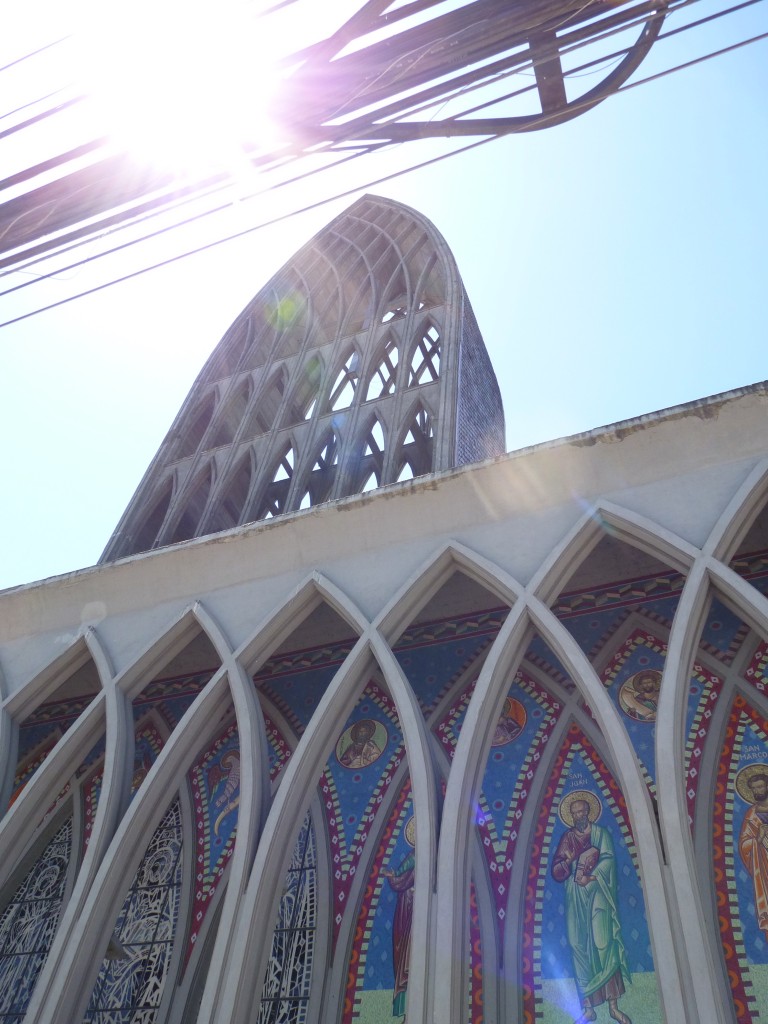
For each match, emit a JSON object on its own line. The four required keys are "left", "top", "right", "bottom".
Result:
{"left": 522, "top": 724, "right": 657, "bottom": 1024}
{"left": 683, "top": 669, "right": 724, "bottom": 826}
{"left": 394, "top": 608, "right": 508, "bottom": 714}
{"left": 83, "top": 800, "right": 183, "bottom": 1023}
{"left": 258, "top": 814, "right": 316, "bottom": 1024}
{"left": 342, "top": 782, "right": 413, "bottom": 1024}
{"left": 130, "top": 720, "right": 165, "bottom": 797}
{"left": 185, "top": 721, "right": 240, "bottom": 969}
{"left": 133, "top": 669, "right": 216, "bottom": 733}
{"left": 322, "top": 682, "right": 404, "bottom": 948}
{"left": 743, "top": 641, "right": 768, "bottom": 698}
{"left": 10, "top": 692, "right": 99, "bottom": 808}
{"left": 0, "top": 818, "right": 72, "bottom": 1022}
{"left": 713, "top": 695, "right": 768, "bottom": 1024}
{"left": 469, "top": 881, "right": 483, "bottom": 1024}
{"left": 264, "top": 714, "right": 293, "bottom": 781}
{"left": 552, "top": 571, "right": 685, "bottom": 618}
{"left": 437, "top": 671, "right": 562, "bottom": 953}
{"left": 255, "top": 641, "right": 355, "bottom": 734}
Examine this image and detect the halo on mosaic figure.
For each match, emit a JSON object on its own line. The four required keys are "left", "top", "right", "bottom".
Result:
{"left": 619, "top": 668, "right": 661, "bottom": 723}
{"left": 735, "top": 763, "right": 768, "bottom": 804}
{"left": 404, "top": 815, "right": 416, "bottom": 848}
{"left": 336, "top": 718, "right": 387, "bottom": 769}
{"left": 491, "top": 695, "right": 527, "bottom": 746}
{"left": 558, "top": 790, "right": 602, "bottom": 827}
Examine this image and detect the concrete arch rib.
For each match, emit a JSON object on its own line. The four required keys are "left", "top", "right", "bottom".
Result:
{"left": 23, "top": 605, "right": 246, "bottom": 1024}
{"left": 524, "top": 595, "right": 688, "bottom": 1024}
{"left": 530, "top": 499, "right": 697, "bottom": 607}
{"left": 374, "top": 539, "right": 521, "bottom": 644}
{"left": 654, "top": 558, "right": 732, "bottom": 1024}
{"left": 27, "top": 667, "right": 236, "bottom": 1024}
{"left": 197, "top": 573, "right": 370, "bottom": 1024}
{"left": 0, "top": 629, "right": 111, "bottom": 884}
{"left": 703, "top": 457, "right": 768, "bottom": 561}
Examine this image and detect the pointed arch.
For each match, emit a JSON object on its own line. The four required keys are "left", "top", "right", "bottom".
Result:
{"left": 393, "top": 401, "right": 434, "bottom": 482}
{"left": 167, "top": 462, "right": 214, "bottom": 544}
{"left": 206, "top": 377, "right": 252, "bottom": 449}
{"left": 245, "top": 366, "right": 288, "bottom": 438}
{"left": 203, "top": 449, "right": 254, "bottom": 534}
{"left": 326, "top": 345, "right": 360, "bottom": 413}
{"left": 127, "top": 476, "right": 174, "bottom": 556}
{"left": 297, "top": 428, "right": 339, "bottom": 510}
{"left": 364, "top": 334, "right": 398, "bottom": 402}
{"left": 175, "top": 393, "right": 216, "bottom": 460}
{"left": 281, "top": 354, "right": 324, "bottom": 427}
{"left": 254, "top": 442, "right": 296, "bottom": 521}
{"left": 703, "top": 458, "right": 768, "bottom": 561}
{"left": 341, "top": 414, "right": 385, "bottom": 499}
{"left": 406, "top": 320, "right": 441, "bottom": 387}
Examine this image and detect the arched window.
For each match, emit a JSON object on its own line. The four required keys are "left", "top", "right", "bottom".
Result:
{"left": 327, "top": 348, "right": 360, "bottom": 412}
{"left": 0, "top": 817, "right": 73, "bottom": 1020}
{"left": 83, "top": 800, "right": 184, "bottom": 1023}
{"left": 407, "top": 323, "right": 440, "bottom": 387}
{"left": 258, "top": 813, "right": 317, "bottom": 1023}
{"left": 256, "top": 444, "right": 295, "bottom": 520}
{"left": 297, "top": 431, "right": 339, "bottom": 510}
{"left": 365, "top": 337, "right": 398, "bottom": 402}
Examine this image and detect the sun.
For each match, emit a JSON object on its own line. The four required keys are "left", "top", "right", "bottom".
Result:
{"left": 74, "top": 0, "right": 287, "bottom": 180}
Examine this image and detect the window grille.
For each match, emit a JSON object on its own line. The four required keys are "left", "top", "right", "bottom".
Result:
{"left": 83, "top": 800, "right": 183, "bottom": 1024}
{"left": 0, "top": 818, "right": 72, "bottom": 1023}
{"left": 258, "top": 814, "right": 317, "bottom": 1024}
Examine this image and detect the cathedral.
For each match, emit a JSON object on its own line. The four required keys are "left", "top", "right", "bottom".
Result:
{"left": 1, "top": 194, "right": 768, "bottom": 1024}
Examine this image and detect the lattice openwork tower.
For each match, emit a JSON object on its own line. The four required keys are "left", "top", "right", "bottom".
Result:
{"left": 100, "top": 195, "right": 505, "bottom": 562}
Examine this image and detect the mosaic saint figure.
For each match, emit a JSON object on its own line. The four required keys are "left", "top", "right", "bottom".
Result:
{"left": 338, "top": 719, "right": 383, "bottom": 769}
{"left": 619, "top": 670, "right": 661, "bottom": 722}
{"left": 551, "top": 791, "right": 632, "bottom": 1024}
{"left": 382, "top": 816, "right": 415, "bottom": 1020}
{"left": 737, "top": 765, "right": 768, "bottom": 941}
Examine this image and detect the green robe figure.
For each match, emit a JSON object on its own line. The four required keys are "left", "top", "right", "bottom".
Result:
{"left": 551, "top": 795, "right": 632, "bottom": 1024}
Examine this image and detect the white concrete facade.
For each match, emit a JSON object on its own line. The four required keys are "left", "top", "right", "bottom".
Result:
{"left": 2, "top": 381, "right": 768, "bottom": 1024}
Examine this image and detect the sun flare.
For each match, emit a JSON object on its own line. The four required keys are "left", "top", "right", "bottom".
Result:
{"left": 74, "top": 0, "right": 286, "bottom": 179}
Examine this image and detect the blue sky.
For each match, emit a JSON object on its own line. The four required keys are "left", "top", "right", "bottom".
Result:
{"left": 1, "top": 0, "right": 766, "bottom": 590}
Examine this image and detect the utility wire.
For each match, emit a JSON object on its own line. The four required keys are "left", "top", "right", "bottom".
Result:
{"left": 1, "top": 10, "right": 765, "bottom": 324}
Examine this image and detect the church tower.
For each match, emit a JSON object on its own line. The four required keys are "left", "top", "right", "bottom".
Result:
{"left": 100, "top": 194, "right": 505, "bottom": 562}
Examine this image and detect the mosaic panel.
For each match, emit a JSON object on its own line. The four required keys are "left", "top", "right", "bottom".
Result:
{"left": 10, "top": 692, "right": 97, "bottom": 809}
{"left": 133, "top": 669, "right": 216, "bottom": 733}
{"left": 394, "top": 608, "right": 508, "bottom": 714}
{"left": 0, "top": 818, "right": 72, "bottom": 1023}
{"left": 185, "top": 721, "right": 240, "bottom": 969}
{"left": 342, "top": 782, "right": 414, "bottom": 1024}
{"left": 323, "top": 682, "right": 404, "bottom": 948}
{"left": 713, "top": 695, "right": 768, "bottom": 1023}
{"left": 523, "top": 725, "right": 661, "bottom": 1024}
{"left": 255, "top": 640, "right": 356, "bottom": 734}
{"left": 436, "top": 671, "right": 562, "bottom": 953}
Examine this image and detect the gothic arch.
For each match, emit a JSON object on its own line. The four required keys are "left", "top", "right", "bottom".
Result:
{"left": 175, "top": 392, "right": 216, "bottom": 460}
{"left": 244, "top": 366, "right": 288, "bottom": 439}
{"left": 405, "top": 317, "right": 441, "bottom": 388}
{"left": 166, "top": 462, "right": 215, "bottom": 544}
{"left": 207, "top": 378, "right": 253, "bottom": 450}
{"left": 202, "top": 449, "right": 254, "bottom": 534}
{"left": 324, "top": 344, "right": 360, "bottom": 413}
{"left": 128, "top": 476, "right": 174, "bottom": 555}
{"left": 363, "top": 332, "right": 398, "bottom": 403}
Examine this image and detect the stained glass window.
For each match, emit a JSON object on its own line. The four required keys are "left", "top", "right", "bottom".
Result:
{"left": 258, "top": 814, "right": 317, "bottom": 1024}
{"left": 0, "top": 818, "right": 72, "bottom": 1023}
{"left": 83, "top": 800, "right": 183, "bottom": 1024}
